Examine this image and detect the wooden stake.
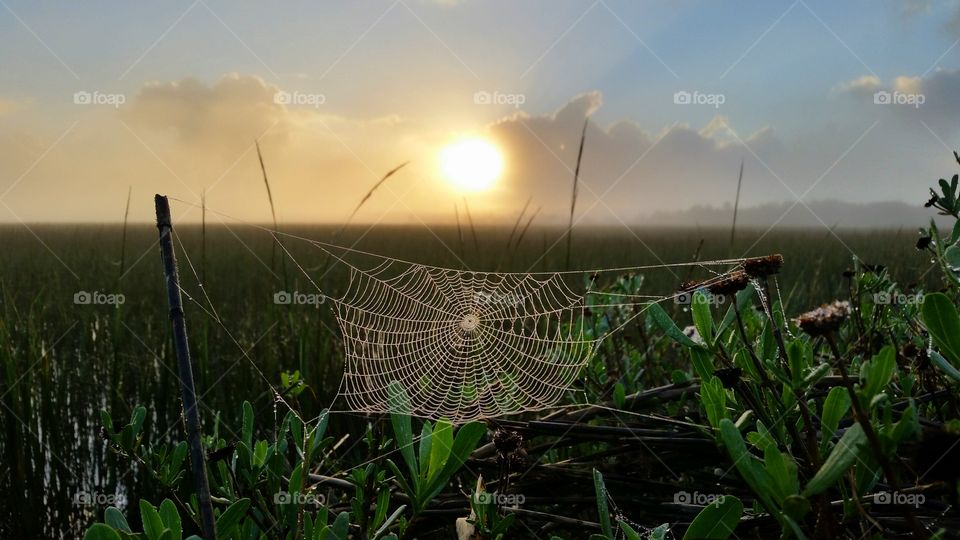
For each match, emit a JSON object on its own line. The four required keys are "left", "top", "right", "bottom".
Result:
{"left": 154, "top": 194, "right": 217, "bottom": 539}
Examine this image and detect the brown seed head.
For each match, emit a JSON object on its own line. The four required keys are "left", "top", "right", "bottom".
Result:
{"left": 796, "top": 300, "right": 850, "bottom": 336}
{"left": 708, "top": 271, "right": 750, "bottom": 296}
{"left": 743, "top": 254, "right": 784, "bottom": 278}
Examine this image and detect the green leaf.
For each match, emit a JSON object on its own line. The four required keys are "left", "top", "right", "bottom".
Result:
{"left": 804, "top": 423, "right": 867, "bottom": 496}
{"left": 215, "top": 498, "right": 251, "bottom": 534}
{"left": 922, "top": 293, "right": 960, "bottom": 365}
{"left": 373, "top": 505, "right": 406, "bottom": 540}
{"left": 388, "top": 384, "right": 417, "bottom": 480}
{"left": 683, "top": 495, "right": 743, "bottom": 540}
{"left": 700, "top": 376, "right": 727, "bottom": 429}
{"left": 619, "top": 521, "right": 643, "bottom": 540}
{"left": 329, "top": 511, "right": 350, "bottom": 540}
{"left": 83, "top": 524, "right": 122, "bottom": 540}
{"left": 648, "top": 303, "right": 700, "bottom": 348}
{"left": 139, "top": 500, "right": 165, "bottom": 540}
{"left": 422, "top": 422, "right": 485, "bottom": 504}
{"left": 691, "top": 290, "right": 714, "bottom": 345}
{"left": 418, "top": 421, "right": 433, "bottom": 484}
{"left": 717, "top": 286, "right": 755, "bottom": 336}
{"left": 718, "top": 419, "right": 775, "bottom": 511}
{"left": 931, "top": 350, "right": 960, "bottom": 382}
{"left": 861, "top": 346, "right": 896, "bottom": 400}
{"left": 593, "top": 469, "right": 613, "bottom": 539}
{"left": 158, "top": 499, "right": 182, "bottom": 540}
{"left": 689, "top": 346, "right": 714, "bottom": 380}
{"left": 104, "top": 507, "right": 132, "bottom": 533}
{"left": 427, "top": 420, "right": 453, "bottom": 483}
{"left": 820, "top": 387, "right": 851, "bottom": 457}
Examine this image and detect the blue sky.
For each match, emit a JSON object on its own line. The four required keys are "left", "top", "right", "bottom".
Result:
{"left": 1, "top": 0, "right": 959, "bottom": 223}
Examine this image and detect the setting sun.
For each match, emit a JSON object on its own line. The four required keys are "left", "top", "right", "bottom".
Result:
{"left": 439, "top": 138, "right": 503, "bottom": 192}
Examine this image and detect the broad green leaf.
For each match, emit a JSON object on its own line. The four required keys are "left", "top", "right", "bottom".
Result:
{"left": 930, "top": 350, "right": 960, "bottom": 383}
{"left": 388, "top": 383, "right": 417, "bottom": 480}
{"left": 158, "top": 499, "right": 181, "bottom": 540}
{"left": 718, "top": 419, "right": 775, "bottom": 511}
{"left": 422, "top": 422, "right": 485, "bottom": 504}
{"left": 83, "top": 524, "right": 122, "bottom": 540}
{"left": 215, "top": 498, "right": 250, "bottom": 534}
{"left": 689, "top": 346, "right": 714, "bottom": 380}
{"left": 922, "top": 293, "right": 960, "bottom": 365}
{"left": 861, "top": 346, "right": 896, "bottom": 400}
{"left": 804, "top": 423, "right": 867, "bottom": 496}
{"left": 619, "top": 521, "right": 643, "bottom": 540}
{"left": 820, "top": 387, "right": 851, "bottom": 457}
{"left": 427, "top": 420, "right": 454, "bottom": 483}
{"left": 329, "top": 511, "right": 350, "bottom": 540}
{"left": 373, "top": 505, "right": 406, "bottom": 540}
{"left": 648, "top": 303, "right": 700, "bottom": 348}
{"left": 700, "top": 376, "right": 727, "bottom": 429}
{"left": 104, "top": 507, "right": 132, "bottom": 533}
{"left": 683, "top": 495, "right": 743, "bottom": 540}
{"left": 418, "top": 421, "right": 433, "bottom": 484}
{"left": 691, "top": 290, "right": 714, "bottom": 345}
{"left": 139, "top": 500, "right": 165, "bottom": 540}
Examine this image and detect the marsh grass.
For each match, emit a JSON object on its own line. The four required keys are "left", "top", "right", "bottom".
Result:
{"left": 0, "top": 222, "right": 936, "bottom": 536}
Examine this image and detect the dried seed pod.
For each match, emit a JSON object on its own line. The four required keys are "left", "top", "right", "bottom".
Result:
{"left": 707, "top": 271, "right": 750, "bottom": 296}
{"left": 743, "top": 254, "right": 783, "bottom": 278}
{"left": 796, "top": 300, "right": 850, "bottom": 336}
{"left": 678, "top": 279, "right": 703, "bottom": 293}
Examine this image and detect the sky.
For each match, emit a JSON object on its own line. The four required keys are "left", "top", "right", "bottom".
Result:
{"left": 2, "top": 0, "right": 960, "bottom": 225}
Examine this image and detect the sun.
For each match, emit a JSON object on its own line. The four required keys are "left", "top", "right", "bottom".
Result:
{"left": 440, "top": 138, "right": 503, "bottom": 192}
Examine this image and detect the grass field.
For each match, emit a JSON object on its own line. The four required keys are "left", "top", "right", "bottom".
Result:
{"left": 0, "top": 222, "right": 939, "bottom": 537}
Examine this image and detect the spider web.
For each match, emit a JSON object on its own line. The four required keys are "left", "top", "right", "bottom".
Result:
{"left": 333, "top": 261, "right": 596, "bottom": 423}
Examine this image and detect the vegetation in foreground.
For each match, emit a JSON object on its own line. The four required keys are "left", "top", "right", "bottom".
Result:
{"left": 69, "top": 154, "right": 960, "bottom": 539}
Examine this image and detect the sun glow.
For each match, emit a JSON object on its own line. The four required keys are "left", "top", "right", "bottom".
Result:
{"left": 440, "top": 138, "right": 503, "bottom": 192}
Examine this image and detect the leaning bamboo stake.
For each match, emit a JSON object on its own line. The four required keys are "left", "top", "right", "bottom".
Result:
{"left": 154, "top": 194, "right": 217, "bottom": 540}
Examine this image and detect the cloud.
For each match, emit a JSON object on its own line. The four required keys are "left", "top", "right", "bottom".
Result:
{"left": 834, "top": 69, "right": 960, "bottom": 132}
{"left": 124, "top": 73, "right": 291, "bottom": 153}
{"left": 485, "top": 92, "right": 781, "bottom": 223}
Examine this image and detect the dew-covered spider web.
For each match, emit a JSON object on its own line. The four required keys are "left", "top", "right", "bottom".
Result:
{"left": 167, "top": 199, "right": 767, "bottom": 424}
{"left": 279, "top": 237, "right": 756, "bottom": 423}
